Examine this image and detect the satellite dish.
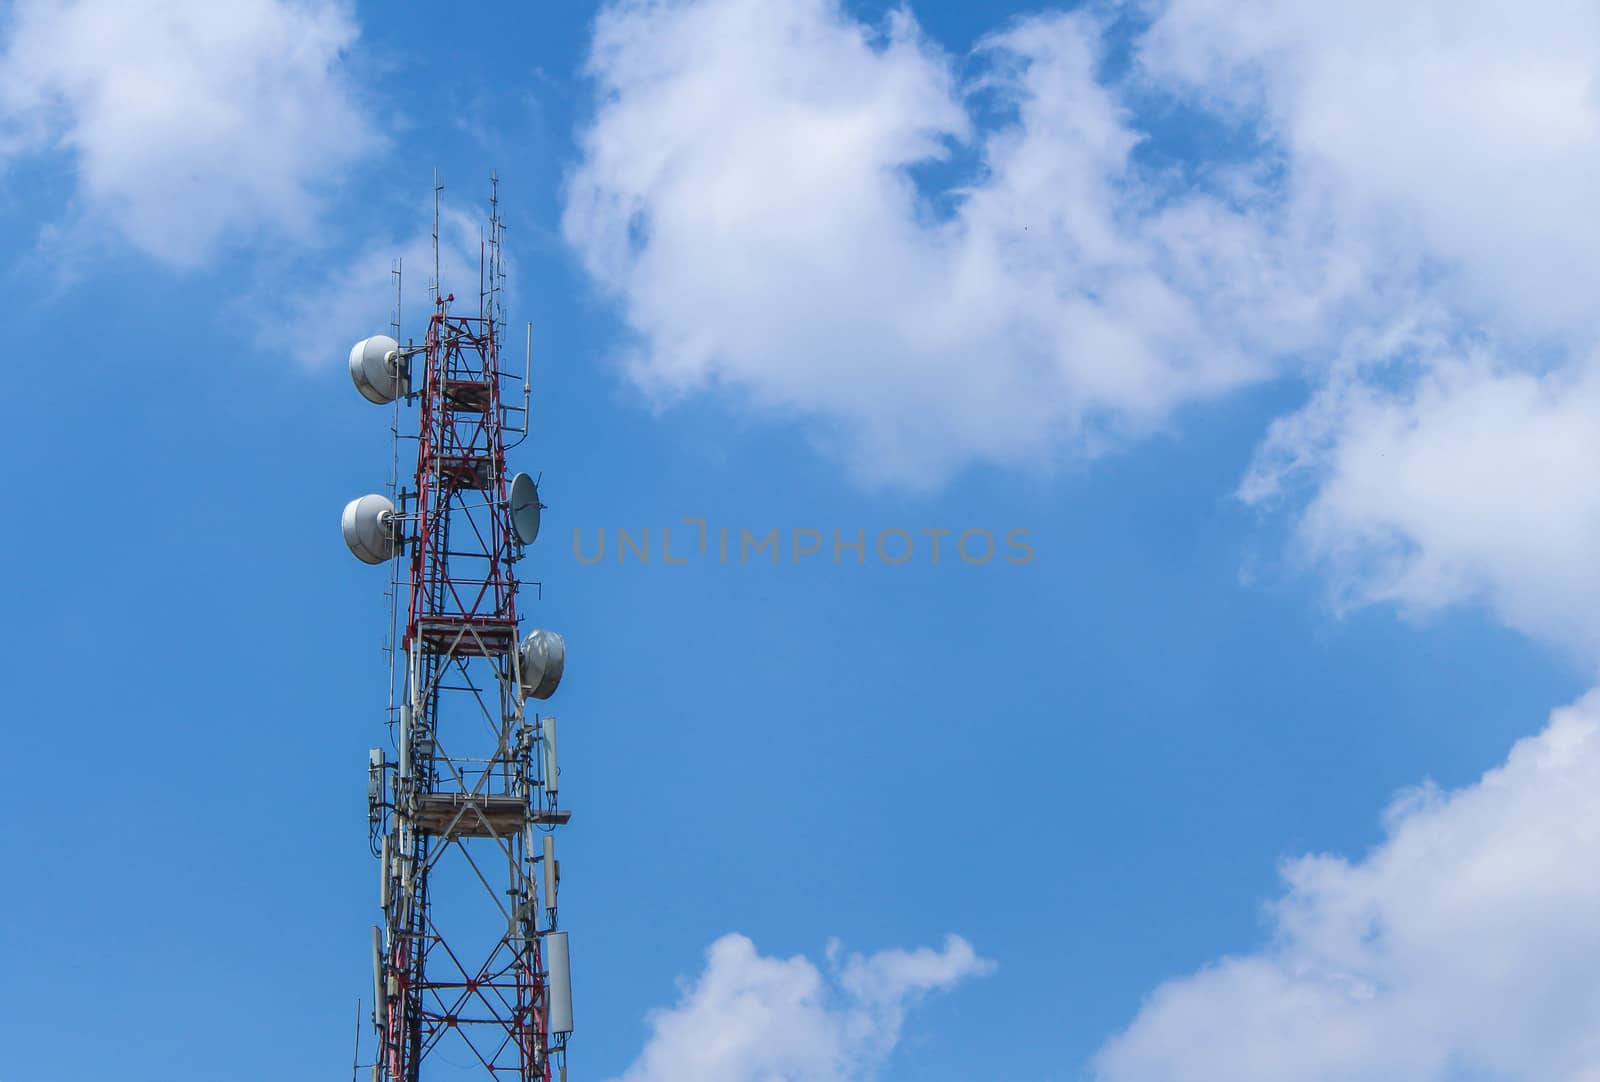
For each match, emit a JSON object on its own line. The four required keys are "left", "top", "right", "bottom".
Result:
{"left": 519, "top": 629, "right": 565, "bottom": 700}
{"left": 350, "top": 335, "right": 402, "bottom": 404}
{"left": 509, "top": 473, "right": 542, "bottom": 545}
{"left": 342, "top": 494, "right": 399, "bottom": 564}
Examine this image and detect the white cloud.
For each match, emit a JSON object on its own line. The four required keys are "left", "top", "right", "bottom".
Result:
{"left": 1110, "top": 6, "right": 1600, "bottom": 1070}
{"left": 565, "top": 0, "right": 1600, "bottom": 634}
{"left": 608, "top": 933, "right": 993, "bottom": 1082}
{"left": 1130, "top": 0, "right": 1600, "bottom": 662}
{"left": 1242, "top": 342, "right": 1600, "bottom": 665}
{"left": 564, "top": 0, "right": 1342, "bottom": 486}
{"left": 558, "top": 5, "right": 1600, "bottom": 1078}
{"left": 0, "top": 0, "right": 381, "bottom": 266}
{"left": 1140, "top": 0, "right": 1600, "bottom": 339}
{"left": 568, "top": 4, "right": 1600, "bottom": 1072}
{"left": 1095, "top": 689, "right": 1600, "bottom": 1082}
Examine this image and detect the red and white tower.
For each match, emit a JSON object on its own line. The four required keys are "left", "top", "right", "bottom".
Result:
{"left": 342, "top": 177, "right": 574, "bottom": 1082}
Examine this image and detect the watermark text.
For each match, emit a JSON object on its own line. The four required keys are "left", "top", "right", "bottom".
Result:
{"left": 572, "top": 521, "right": 1033, "bottom": 567}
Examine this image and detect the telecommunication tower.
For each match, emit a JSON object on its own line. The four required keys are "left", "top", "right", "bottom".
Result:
{"left": 341, "top": 176, "right": 574, "bottom": 1082}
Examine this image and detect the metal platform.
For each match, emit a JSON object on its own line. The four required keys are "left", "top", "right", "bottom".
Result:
{"left": 411, "top": 793, "right": 573, "bottom": 838}
{"left": 414, "top": 616, "right": 518, "bottom": 657}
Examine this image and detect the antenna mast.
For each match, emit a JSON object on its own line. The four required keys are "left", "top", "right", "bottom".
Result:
{"left": 341, "top": 175, "right": 573, "bottom": 1082}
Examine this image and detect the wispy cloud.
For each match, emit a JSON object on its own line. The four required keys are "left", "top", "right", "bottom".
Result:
{"left": 271, "top": 201, "right": 489, "bottom": 368}
{"left": 1137, "top": 0, "right": 1600, "bottom": 669}
{"left": 1242, "top": 342, "right": 1600, "bottom": 666}
{"left": 0, "top": 0, "right": 382, "bottom": 267}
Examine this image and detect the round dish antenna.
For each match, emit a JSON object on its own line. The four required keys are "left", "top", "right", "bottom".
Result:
{"left": 519, "top": 629, "right": 566, "bottom": 700}
{"left": 342, "top": 494, "right": 399, "bottom": 564}
{"left": 509, "top": 472, "right": 543, "bottom": 546}
{"left": 349, "top": 335, "right": 403, "bottom": 404}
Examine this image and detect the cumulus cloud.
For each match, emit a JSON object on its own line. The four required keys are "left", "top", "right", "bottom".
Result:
{"left": 1241, "top": 342, "right": 1600, "bottom": 664}
{"left": 609, "top": 933, "right": 993, "bottom": 1082}
{"left": 564, "top": 0, "right": 1345, "bottom": 486}
{"left": 566, "top": 0, "right": 1600, "bottom": 649}
{"left": 1101, "top": 6, "right": 1600, "bottom": 1072}
{"left": 0, "top": 0, "right": 381, "bottom": 266}
{"left": 1140, "top": 0, "right": 1600, "bottom": 339}
{"left": 1134, "top": 0, "right": 1600, "bottom": 660}
{"left": 1095, "top": 690, "right": 1600, "bottom": 1081}
{"left": 559, "top": 3, "right": 1600, "bottom": 1072}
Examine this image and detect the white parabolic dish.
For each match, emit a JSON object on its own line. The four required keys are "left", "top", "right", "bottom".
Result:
{"left": 350, "top": 335, "right": 402, "bottom": 404}
{"left": 342, "top": 493, "right": 398, "bottom": 564}
{"left": 519, "top": 629, "right": 565, "bottom": 700}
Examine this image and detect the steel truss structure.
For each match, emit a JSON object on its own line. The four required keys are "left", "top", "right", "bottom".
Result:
{"left": 356, "top": 179, "right": 572, "bottom": 1082}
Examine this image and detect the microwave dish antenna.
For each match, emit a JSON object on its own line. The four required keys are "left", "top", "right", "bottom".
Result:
{"left": 341, "top": 493, "right": 399, "bottom": 564}
{"left": 520, "top": 629, "right": 566, "bottom": 700}
{"left": 509, "top": 472, "right": 543, "bottom": 546}
{"left": 350, "top": 334, "right": 404, "bottom": 404}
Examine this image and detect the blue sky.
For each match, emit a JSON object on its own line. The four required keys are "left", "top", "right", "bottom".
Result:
{"left": 5, "top": 2, "right": 1600, "bottom": 1080}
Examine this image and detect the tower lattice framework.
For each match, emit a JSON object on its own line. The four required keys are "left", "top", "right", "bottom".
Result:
{"left": 355, "top": 179, "right": 572, "bottom": 1082}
